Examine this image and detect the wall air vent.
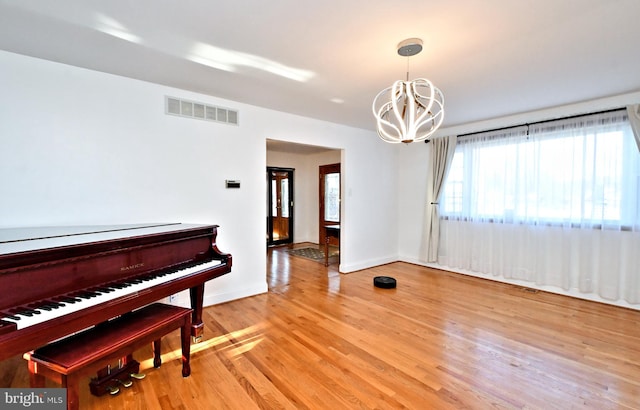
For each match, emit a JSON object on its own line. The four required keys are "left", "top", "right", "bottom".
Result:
{"left": 165, "top": 96, "right": 239, "bottom": 126}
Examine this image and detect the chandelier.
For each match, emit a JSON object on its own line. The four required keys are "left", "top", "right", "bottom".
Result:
{"left": 372, "top": 38, "right": 444, "bottom": 144}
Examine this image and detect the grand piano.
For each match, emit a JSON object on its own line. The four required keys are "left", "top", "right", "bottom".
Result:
{"left": 0, "top": 223, "right": 232, "bottom": 362}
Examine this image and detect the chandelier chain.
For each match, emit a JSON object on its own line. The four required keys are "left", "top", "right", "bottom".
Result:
{"left": 405, "top": 56, "right": 410, "bottom": 82}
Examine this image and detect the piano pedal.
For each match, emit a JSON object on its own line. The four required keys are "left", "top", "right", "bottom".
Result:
{"left": 90, "top": 360, "right": 139, "bottom": 396}
{"left": 106, "top": 386, "right": 120, "bottom": 395}
{"left": 114, "top": 378, "right": 133, "bottom": 388}
{"left": 130, "top": 372, "right": 146, "bottom": 380}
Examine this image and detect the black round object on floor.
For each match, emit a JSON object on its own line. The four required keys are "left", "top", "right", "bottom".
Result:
{"left": 373, "top": 276, "right": 397, "bottom": 289}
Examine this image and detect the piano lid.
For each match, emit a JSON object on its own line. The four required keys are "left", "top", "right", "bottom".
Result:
{"left": 0, "top": 223, "right": 208, "bottom": 256}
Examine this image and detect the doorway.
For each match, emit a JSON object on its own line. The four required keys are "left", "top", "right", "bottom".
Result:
{"left": 267, "top": 167, "right": 294, "bottom": 246}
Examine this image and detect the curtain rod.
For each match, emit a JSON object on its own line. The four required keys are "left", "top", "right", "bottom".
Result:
{"left": 425, "top": 107, "right": 625, "bottom": 143}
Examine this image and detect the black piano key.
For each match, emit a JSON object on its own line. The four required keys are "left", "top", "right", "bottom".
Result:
{"left": 28, "top": 300, "right": 65, "bottom": 312}
{"left": 11, "top": 309, "right": 36, "bottom": 317}
{"left": 94, "top": 287, "right": 115, "bottom": 293}
{"left": 2, "top": 314, "right": 20, "bottom": 321}
{"left": 87, "top": 287, "right": 105, "bottom": 294}
{"left": 42, "top": 301, "right": 65, "bottom": 308}
{"left": 128, "top": 279, "right": 144, "bottom": 284}
{"left": 57, "top": 297, "right": 81, "bottom": 304}
{"left": 82, "top": 291, "right": 101, "bottom": 297}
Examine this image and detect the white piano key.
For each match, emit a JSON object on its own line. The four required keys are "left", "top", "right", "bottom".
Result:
{"left": 3, "top": 260, "right": 223, "bottom": 330}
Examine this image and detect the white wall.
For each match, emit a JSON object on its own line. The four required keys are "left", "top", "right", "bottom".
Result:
{"left": 0, "top": 50, "right": 398, "bottom": 307}
{"left": 267, "top": 149, "right": 341, "bottom": 244}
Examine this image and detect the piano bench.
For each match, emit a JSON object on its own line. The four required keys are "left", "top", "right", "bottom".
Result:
{"left": 23, "top": 303, "right": 192, "bottom": 410}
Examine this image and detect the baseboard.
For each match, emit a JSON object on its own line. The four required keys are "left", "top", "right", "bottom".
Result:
{"left": 164, "top": 282, "right": 268, "bottom": 308}
{"left": 339, "top": 255, "right": 397, "bottom": 273}
{"left": 204, "top": 283, "right": 268, "bottom": 307}
{"left": 399, "top": 256, "right": 640, "bottom": 312}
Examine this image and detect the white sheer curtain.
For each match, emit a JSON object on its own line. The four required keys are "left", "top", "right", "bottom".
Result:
{"left": 421, "top": 135, "right": 456, "bottom": 262}
{"left": 437, "top": 110, "right": 640, "bottom": 304}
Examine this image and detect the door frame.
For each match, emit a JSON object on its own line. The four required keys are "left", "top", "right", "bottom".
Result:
{"left": 267, "top": 167, "right": 295, "bottom": 246}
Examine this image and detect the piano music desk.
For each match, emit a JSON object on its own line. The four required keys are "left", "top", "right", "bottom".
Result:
{"left": 23, "top": 303, "right": 192, "bottom": 410}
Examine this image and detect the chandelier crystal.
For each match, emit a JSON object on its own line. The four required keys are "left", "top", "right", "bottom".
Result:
{"left": 372, "top": 38, "right": 444, "bottom": 144}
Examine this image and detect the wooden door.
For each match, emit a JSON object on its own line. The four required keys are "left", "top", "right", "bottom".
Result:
{"left": 267, "top": 168, "right": 294, "bottom": 246}
{"left": 319, "top": 163, "right": 340, "bottom": 246}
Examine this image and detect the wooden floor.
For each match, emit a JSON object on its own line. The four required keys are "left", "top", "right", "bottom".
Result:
{"left": 2, "top": 244, "right": 640, "bottom": 409}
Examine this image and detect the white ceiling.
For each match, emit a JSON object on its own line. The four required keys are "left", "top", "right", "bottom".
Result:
{"left": 1, "top": 0, "right": 639, "bottom": 132}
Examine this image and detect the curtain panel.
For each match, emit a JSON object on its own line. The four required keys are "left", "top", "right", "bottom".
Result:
{"left": 421, "top": 135, "right": 456, "bottom": 262}
{"left": 437, "top": 110, "right": 640, "bottom": 304}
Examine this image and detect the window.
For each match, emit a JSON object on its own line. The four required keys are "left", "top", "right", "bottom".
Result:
{"left": 441, "top": 110, "right": 640, "bottom": 228}
{"left": 281, "top": 178, "right": 289, "bottom": 218}
{"left": 324, "top": 172, "right": 340, "bottom": 222}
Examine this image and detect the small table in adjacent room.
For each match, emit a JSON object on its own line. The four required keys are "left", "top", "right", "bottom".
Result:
{"left": 324, "top": 224, "right": 340, "bottom": 267}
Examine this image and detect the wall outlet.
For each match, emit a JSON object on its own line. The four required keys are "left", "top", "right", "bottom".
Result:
{"left": 169, "top": 294, "right": 177, "bottom": 303}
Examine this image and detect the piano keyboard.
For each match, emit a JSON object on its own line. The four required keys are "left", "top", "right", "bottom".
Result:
{"left": 1, "top": 259, "right": 223, "bottom": 330}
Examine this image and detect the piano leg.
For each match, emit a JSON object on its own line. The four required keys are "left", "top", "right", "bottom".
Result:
{"left": 181, "top": 314, "right": 192, "bottom": 377}
{"left": 189, "top": 284, "right": 205, "bottom": 343}
{"left": 153, "top": 340, "right": 162, "bottom": 368}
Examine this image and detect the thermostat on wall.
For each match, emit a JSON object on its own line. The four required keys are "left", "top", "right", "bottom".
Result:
{"left": 226, "top": 180, "right": 241, "bottom": 189}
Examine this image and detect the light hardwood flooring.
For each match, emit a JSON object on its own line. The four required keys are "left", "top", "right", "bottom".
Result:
{"left": 1, "top": 244, "right": 640, "bottom": 409}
